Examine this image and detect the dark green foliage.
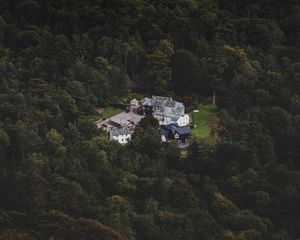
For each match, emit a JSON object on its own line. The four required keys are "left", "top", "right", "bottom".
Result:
{"left": 0, "top": 0, "right": 300, "bottom": 239}
{"left": 138, "top": 115, "right": 159, "bottom": 129}
{"left": 171, "top": 49, "right": 201, "bottom": 96}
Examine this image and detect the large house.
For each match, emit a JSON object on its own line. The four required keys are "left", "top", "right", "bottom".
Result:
{"left": 97, "top": 96, "right": 191, "bottom": 145}
{"left": 141, "top": 96, "right": 189, "bottom": 126}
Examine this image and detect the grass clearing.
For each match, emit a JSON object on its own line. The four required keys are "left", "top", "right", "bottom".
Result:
{"left": 180, "top": 149, "right": 188, "bottom": 158}
{"left": 101, "top": 107, "right": 123, "bottom": 119}
{"left": 192, "top": 104, "right": 218, "bottom": 138}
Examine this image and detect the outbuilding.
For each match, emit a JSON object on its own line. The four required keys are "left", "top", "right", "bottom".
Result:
{"left": 161, "top": 123, "right": 192, "bottom": 147}
{"left": 109, "top": 128, "right": 132, "bottom": 144}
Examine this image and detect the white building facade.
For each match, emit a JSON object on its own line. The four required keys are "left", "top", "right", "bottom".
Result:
{"left": 141, "top": 96, "right": 190, "bottom": 126}
{"left": 109, "top": 128, "right": 132, "bottom": 144}
{"left": 176, "top": 114, "right": 190, "bottom": 126}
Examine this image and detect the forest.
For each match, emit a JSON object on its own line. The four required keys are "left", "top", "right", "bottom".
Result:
{"left": 0, "top": 0, "right": 300, "bottom": 239}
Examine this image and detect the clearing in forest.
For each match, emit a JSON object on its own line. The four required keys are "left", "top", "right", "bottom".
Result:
{"left": 192, "top": 104, "right": 218, "bottom": 138}
{"left": 101, "top": 107, "right": 124, "bottom": 119}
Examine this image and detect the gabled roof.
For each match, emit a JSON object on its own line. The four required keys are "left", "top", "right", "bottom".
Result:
{"left": 109, "top": 112, "right": 144, "bottom": 126}
{"left": 130, "top": 98, "right": 139, "bottom": 104}
{"left": 175, "top": 127, "right": 192, "bottom": 135}
{"left": 160, "top": 128, "right": 169, "bottom": 139}
{"left": 161, "top": 124, "right": 191, "bottom": 141}
{"left": 141, "top": 96, "right": 184, "bottom": 109}
{"left": 109, "top": 128, "right": 131, "bottom": 137}
{"left": 164, "top": 123, "right": 179, "bottom": 131}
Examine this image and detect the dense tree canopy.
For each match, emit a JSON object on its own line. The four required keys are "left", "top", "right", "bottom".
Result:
{"left": 0, "top": 0, "right": 300, "bottom": 239}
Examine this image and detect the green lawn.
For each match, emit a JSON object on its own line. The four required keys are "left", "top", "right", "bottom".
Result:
{"left": 192, "top": 104, "right": 218, "bottom": 138}
{"left": 180, "top": 149, "right": 188, "bottom": 158}
{"left": 101, "top": 107, "right": 123, "bottom": 119}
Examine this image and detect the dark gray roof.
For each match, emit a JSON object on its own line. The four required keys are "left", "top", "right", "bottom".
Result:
{"left": 142, "top": 96, "right": 183, "bottom": 108}
{"left": 109, "top": 112, "right": 144, "bottom": 125}
{"left": 110, "top": 128, "right": 131, "bottom": 137}
{"left": 165, "top": 100, "right": 176, "bottom": 107}
{"left": 160, "top": 128, "right": 169, "bottom": 139}
{"left": 175, "top": 127, "right": 192, "bottom": 135}
{"left": 164, "top": 123, "right": 179, "bottom": 131}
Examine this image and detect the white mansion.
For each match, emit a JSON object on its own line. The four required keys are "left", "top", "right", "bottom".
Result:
{"left": 141, "top": 96, "right": 190, "bottom": 126}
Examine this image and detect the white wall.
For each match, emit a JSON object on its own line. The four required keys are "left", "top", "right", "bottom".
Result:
{"left": 162, "top": 117, "right": 172, "bottom": 126}
{"left": 113, "top": 134, "right": 131, "bottom": 144}
{"left": 177, "top": 114, "right": 189, "bottom": 126}
{"left": 154, "top": 115, "right": 172, "bottom": 126}
{"left": 161, "top": 135, "right": 167, "bottom": 142}
{"left": 154, "top": 114, "right": 189, "bottom": 126}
